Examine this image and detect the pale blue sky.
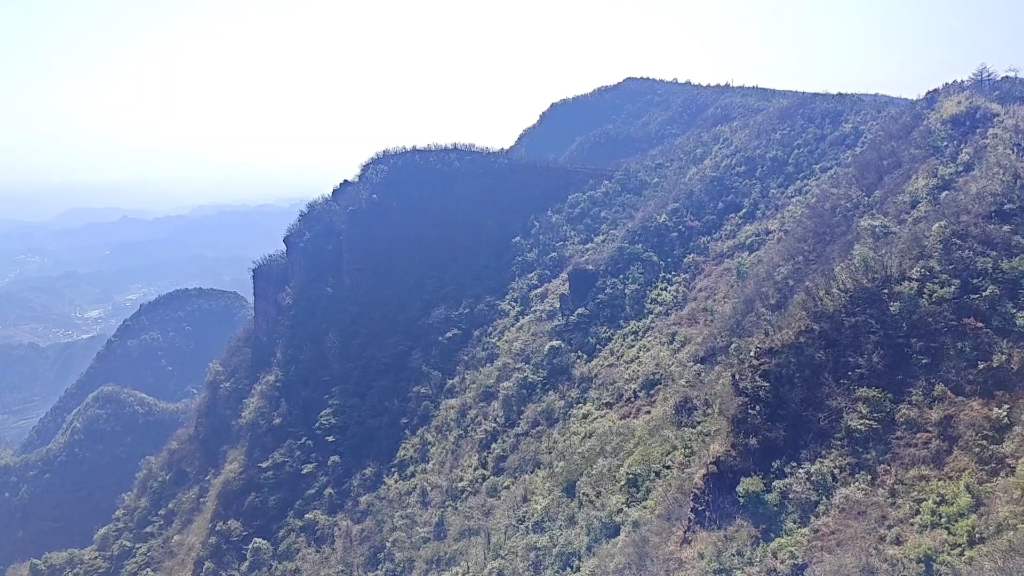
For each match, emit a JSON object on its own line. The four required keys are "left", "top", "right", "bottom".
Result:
{"left": 1, "top": 0, "right": 1022, "bottom": 218}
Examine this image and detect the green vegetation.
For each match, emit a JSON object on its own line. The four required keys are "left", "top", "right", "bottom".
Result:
{"left": 0, "top": 288, "right": 251, "bottom": 571}
{"left": 0, "top": 335, "right": 104, "bottom": 444}
{"left": 18, "top": 288, "right": 251, "bottom": 454}
{"left": 0, "top": 387, "right": 187, "bottom": 570}
{"left": 16, "top": 72, "right": 1024, "bottom": 575}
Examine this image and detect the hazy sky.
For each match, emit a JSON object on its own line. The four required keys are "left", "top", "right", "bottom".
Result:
{"left": 2, "top": 0, "right": 1022, "bottom": 218}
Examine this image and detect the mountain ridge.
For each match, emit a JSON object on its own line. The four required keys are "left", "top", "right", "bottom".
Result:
{"left": 0, "top": 287, "right": 253, "bottom": 571}
{"left": 18, "top": 288, "right": 251, "bottom": 454}
{"left": 0, "top": 335, "right": 105, "bottom": 444}
{"left": 15, "top": 74, "right": 1024, "bottom": 576}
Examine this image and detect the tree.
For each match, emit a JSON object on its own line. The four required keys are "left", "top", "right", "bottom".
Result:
{"left": 969, "top": 63, "right": 999, "bottom": 86}
{"left": 1007, "top": 65, "right": 1021, "bottom": 78}
{"left": 241, "top": 538, "right": 275, "bottom": 575}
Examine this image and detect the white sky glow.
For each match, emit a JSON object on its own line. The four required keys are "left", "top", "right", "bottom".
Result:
{"left": 1, "top": 0, "right": 1022, "bottom": 217}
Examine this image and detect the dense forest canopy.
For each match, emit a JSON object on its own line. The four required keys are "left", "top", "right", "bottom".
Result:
{"left": 0, "top": 387, "right": 188, "bottom": 570}
{"left": 11, "top": 72, "right": 1024, "bottom": 576}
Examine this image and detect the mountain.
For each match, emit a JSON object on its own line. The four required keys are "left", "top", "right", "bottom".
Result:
{"left": 0, "top": 288, "right": 251, "bottom": 571}
{"left": 509, "top": 78, "right": 906, "bottom": 168}
{"left": 17, "top": 74, "right": 1024, "bottom": 576}
{"left": 0, "top": 335, "right": 106, "bottom": 444}
{"left": 184, "top": 202, "right": 307, "bottom": 218}
{"left": 18, "top": 288, "right": 251, "bottom": 454}
{"left": 0, "top": 202, "right": 301, "bottom": 344}
{"left": 48, "top": 208, "right": 163, "bottom": 226}
{"left": 0, "top": 387, "right": 188, "bottom": 571}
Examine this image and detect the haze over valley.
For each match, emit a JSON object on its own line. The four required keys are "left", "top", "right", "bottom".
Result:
{"left": 0, "top": 200, "right": 299, "bottom": 447}
{"left": 0, "top": 199, "right": 303, "bottom": 343}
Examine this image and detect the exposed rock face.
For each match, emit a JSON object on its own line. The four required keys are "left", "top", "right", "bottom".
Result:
{"left": 251, "top": 152, "right": 609, "bottom": 346}
{"left": 560, "top": 266, "right": 600, "bottom": 315}
{"left": 251, "top": 251, "right": 289, "bottom": 340}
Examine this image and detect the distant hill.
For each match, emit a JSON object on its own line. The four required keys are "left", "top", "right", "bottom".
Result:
{"left": 0, "top": 288, "right": 250, "bottom": 571}
{"left": 0, "top": 387, "right": 187, "bottom": 571}
{"left": 47, "top": 207, "right": 163, "bottom": 226}
{"left": 11, "top": 198, "right": 308, "bottom": 227}
{"left": 0, "top": 335, "right": 105, "bottom": 444}
{"left": 183, "top": 201, "right": 306, "bottom": 218}
{"left": 18, "top": 288, "right": 251, "bottom": 454}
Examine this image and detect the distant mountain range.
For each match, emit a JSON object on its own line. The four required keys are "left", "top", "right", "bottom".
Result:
{"left": 36, "top": 199, "right": 311, "bottom": 227}
{"left": 0, "top": 201, "right": 304, "bottom": 344}
{"left": 0, "top": 196, "right": 313, "bottom": 226}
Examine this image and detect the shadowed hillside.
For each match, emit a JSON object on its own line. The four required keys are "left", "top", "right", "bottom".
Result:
{"left": 0, "top": 336, "right": 105, "bottom": 444}
{"left": 18, "top": 288, "right": 251, "bottom": 454}
{"left": 0, "top": 288, "right": 251, "bottom": 571}
{"left": 18, "top": 73, "right": 1024, "bottom": 576}
{"left": 0, "top": 387, "right": 187, "bottom": 570}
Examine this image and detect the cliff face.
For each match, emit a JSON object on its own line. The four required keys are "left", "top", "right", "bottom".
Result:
{"left": 251, "top": 251, "right": 288, "bottom": 341}
{"left": 74, "top": 149, "right": 611, "bottom": 575}
{"left": 249, "top": 150, "right": 609, "bottom": 345}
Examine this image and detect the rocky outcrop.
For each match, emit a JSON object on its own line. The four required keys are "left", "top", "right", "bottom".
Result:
{"left": 251, "top": 251, "right": 289, "bottom": 340}
{"left": 560, "top": 266, "right": 600, "bottom": 315}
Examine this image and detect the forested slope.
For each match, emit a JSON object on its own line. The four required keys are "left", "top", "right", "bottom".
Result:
{"left": 20, "top": 74, "right": 1024, "bottom": 576}
{"left": 0, "top": 335, "right": 105, "bottom": 444}
{"left": 18, "top": 288, "right": 251, "bottom": 454}
{"left": 0, "top": 288, "right": 251, "bottom": 571}
{"left": 0, "top": 388, "right": 187, "bottom": 570}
